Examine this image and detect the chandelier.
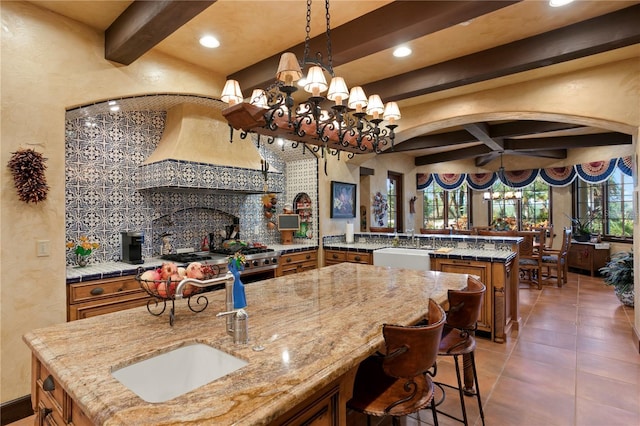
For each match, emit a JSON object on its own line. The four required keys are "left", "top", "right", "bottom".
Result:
{"left": 483, "top": 153, "right": 523, "bottom": 200}
{"left": 220, "top": 0, "right": 401, "bottom": 157}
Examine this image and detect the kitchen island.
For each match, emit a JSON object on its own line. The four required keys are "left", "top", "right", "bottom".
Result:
{"left": 26, "top": 263, "right": 468, "bottom": 425}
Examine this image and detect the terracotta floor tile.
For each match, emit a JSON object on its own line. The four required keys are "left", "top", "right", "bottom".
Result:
{"left": 502, "top": 354, "right": 576, "bottom": 394}
{"left": 484, "top": 375, "right": 575, "bottom": 426}
{"left": 518, "top": 326, "right": 577, "bottom": 350}
{"left": 576, "top": 371, "right": 640, "bottom": 413}
{"left": 576, "top": 334, "right": 640, "bottom": 364}
{"left": 511, "top": 338, "right": 577, "bottom": 369}
{"left": 577, "top": 351, "right": 640, "bottom": 385}
{"left": 524, "top": 316, "right": 578, "bottom": 335}
{"left": 577, "top": 323, "right": 636, "bottom": 343}
{"left": 575, "top": 397, "right": 640, "bottom": 426}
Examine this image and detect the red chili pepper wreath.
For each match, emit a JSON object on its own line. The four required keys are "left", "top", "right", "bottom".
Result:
{"left": 7, "top": 148, "right": 49, "bottom": 204}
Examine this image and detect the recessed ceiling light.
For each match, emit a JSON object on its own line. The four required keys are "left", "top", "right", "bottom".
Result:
{"left": 199, "top": 35, "right": 220, "bottom": 48}
{"left": 110, "top": 105, "right": 120, "bottom": 112}
{"left": 393, "top": 46, "right": 412, "bottom": 58}
{"left": 108, "top": 100, "right": 117, "bottom": 106}
{"left": 549, "top": 0, "right": 574, "bottom": 7}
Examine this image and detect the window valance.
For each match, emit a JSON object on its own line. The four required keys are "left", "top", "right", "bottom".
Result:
{"left": 417, "top": 156, "right": 632, "bottom": 191}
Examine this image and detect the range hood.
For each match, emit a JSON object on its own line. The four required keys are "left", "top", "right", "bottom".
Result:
{"left": 136, "top": 103, "right": 283, "bottom": 193}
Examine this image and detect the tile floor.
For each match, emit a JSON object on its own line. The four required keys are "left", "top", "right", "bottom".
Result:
{"left": 350, "top": 272, "right": 639, "bottom": 426}
{"left": 11, "top": 273, "right": 638, "bottom": 426}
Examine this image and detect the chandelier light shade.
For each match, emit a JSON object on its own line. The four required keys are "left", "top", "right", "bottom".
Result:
{"left": 327, "top": 77, "right": 349, "bottom": 105}
{"left": 220, "top": 0, "right": 400, "bottom": 156}
{"left": 366, "top": 95, "right": 385, "bottom": 119}
{"left": 303, "top": 66, "right": 328, "bottom": 96}
{"left": 276, "top": 52, "right": 303, "bottom": 86}
{"left": 347, "top": 86, "right": 368, "bottom": 112}
{"left": 249, "top": 89, "right": 268, "bottom": 109}
{"left": 221, "top": 80, "right": 243, "bottom": 105}
{"left": 383, "top": 102, "right": 401, "bottom": 123}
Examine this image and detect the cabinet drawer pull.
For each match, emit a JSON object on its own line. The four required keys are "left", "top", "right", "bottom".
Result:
{"left": 286, "top": 257, "right": 292, "bottom": 263}
{"left": 90, "top": 287, "right": 104, "bottom": 296}
{"left": 41, "top": 407, "right": 52, "bottom": 419}
{"left": 305, "top": 254, "right": 311, "bottom": 260}
{"left": 43, "top": 375, "right": 55, "bottom": 392}
{"left": 452, "top": 260, "right": 471, "bottom": 265}
{"left": 332, "top": 254, "right": 339, "bottom": 259}
{"left": 354, "top": 255, "right": 361, "bottom": 261}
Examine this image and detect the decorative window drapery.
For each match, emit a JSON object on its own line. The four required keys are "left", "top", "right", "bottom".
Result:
{"left": 417, "top": 156, "right": 632, "bottom": 190}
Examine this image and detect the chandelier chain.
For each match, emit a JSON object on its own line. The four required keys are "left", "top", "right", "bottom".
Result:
{"left": 325, "top": 0, "right": 333, "bottom": 74}
{"left": 303, "top": 0, "right": 312, "bottom": 65}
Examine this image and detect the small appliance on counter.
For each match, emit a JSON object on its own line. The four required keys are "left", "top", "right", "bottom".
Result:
{"left": 121, "top": 231, "right": 144, "bottom": 264}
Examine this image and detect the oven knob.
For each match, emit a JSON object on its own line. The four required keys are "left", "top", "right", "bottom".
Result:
{"left": 244, "top": 262, "right": 250, "bottom": 268}
{"left": 264, "top": 258, "right": 270, "bottom": 264}
{"left": 272, "top": 257, "right": 278, "bottom": 264}
{"left": 252, "top": 260, "right": 259, "bottom": 267}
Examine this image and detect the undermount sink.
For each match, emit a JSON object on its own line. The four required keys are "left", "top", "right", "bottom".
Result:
{"left": 111, "top": 343, "right": 248, "bottom": 403}
{"left": 373, "top": 247, "right": 433, "bottom": 271}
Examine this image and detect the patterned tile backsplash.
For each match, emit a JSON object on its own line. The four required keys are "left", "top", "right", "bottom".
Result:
{"left": 65, "top": 110, "right": 318, "bottom": 266}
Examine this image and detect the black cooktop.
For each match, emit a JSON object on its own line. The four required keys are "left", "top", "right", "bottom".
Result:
{"left": 160, "top": 253, "right": 213, "bottom": 262}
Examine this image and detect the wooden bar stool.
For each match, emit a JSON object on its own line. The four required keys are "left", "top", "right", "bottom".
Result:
{"left": 432, "top": 276, "right": 486, "bottom": 426}
{"left": 348, "top": 299, "right": 446, "bottom": 426}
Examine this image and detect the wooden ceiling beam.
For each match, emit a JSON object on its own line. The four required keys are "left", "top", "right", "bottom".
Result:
{"left": 386, "top": 130, "right": 478, "bottom": 152}
{"left": 503, "top": 132, "right": 631, "bottom": 150}
{"left": 105, "top": 0, "right": 216, "bottom": 65}
{"left": 510, "top": 149, "right": 567, "bottom": 159}
{"left": 363, "top": 4, "right": 640, "bottom": 102}
{"left": 488, "top": 121, "right": 583, "bottom": 138}
{"left": 415, "top": 145, "right": 492, "bottom": 166}
{"left": 228, "top": 1, "right": 520, "bottom": 93}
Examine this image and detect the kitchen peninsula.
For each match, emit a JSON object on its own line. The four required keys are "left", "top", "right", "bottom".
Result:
{"left": 26, "top": 263, "right": 468, "bottom": 425}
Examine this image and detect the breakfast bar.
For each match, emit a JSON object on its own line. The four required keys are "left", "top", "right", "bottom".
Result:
{"left": 25, "top": 263, "right": 468, "bottom": 425}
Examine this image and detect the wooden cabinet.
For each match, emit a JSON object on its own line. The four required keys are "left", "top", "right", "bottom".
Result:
{"left": 323, "top": 249, "right": 371, "bottom": 266}
{"left": 67, "top": 275, "right": 151, "bottom": 321}
{"left": 32, "top": 355, "right": 92, "bottom": 426}
{"left": 568, "top": 241, "right": 609, "bottom": 276}
{"left": 431, "top": 257, "right": 515, "bottom": 343}
{"left": 278, "top": 250, "right": 318, "bottom": 276}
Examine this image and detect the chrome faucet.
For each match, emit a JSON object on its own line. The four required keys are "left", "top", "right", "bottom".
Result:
{"left": 174, "top": 272, "right": 236, "bottom": 334}
{"left": 217, "top": 309, "right": 249, "bottom": 344}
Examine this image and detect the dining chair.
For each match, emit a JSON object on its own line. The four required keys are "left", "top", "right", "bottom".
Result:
{"left": 517, "top": 230, "right": 543, "bottom": 289}
{"left": 541, "top": 228, "right": 572, "bottom": 287}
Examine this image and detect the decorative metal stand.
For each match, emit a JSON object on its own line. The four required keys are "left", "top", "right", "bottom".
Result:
{"left": 136, "top": 269, "right": 234, "bottom": 326}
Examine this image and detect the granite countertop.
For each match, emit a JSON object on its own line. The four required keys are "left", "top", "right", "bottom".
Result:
{"left": 323, "top": 243, "right": 517, "bottom": 263}
{"left": 26, "top": 263, "right": 468, "bottom": 425}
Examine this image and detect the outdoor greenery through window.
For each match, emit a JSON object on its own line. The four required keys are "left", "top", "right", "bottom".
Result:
{"left": 423, "top": 183, "right": 469, "bottom": 230}
{"left": 574, "top": 168, "right": 633, "bottom": 239}
{"left": 387, "top": 178, "right": 396, "bottom": 229}
{"left": 489, "top": 178, "right": 551, "bottom": 230}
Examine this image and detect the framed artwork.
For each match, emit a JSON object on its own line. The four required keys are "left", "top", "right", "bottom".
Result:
{"left": 330, "top": 181, "right": 356, "bottom": 218}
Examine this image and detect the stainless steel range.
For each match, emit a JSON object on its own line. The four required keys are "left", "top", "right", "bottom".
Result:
{"left": 207, "top": 247, "right": 280, "bottom": 283}
{"left": 160, "top": 247, "right": 280, "bottom": 283}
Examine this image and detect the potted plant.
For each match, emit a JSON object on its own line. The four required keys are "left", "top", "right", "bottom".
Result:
{"left": 570, "top": 216, "right": 594, "bottom": 242}
{"left": 599, "top": 250, "right": 634, "bottom": 307}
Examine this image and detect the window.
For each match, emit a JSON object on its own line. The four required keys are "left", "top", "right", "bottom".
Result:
{"left": 423, "top": 183, "right": 469, "bottom": 229}
{"left": 574, "top": 169, "right": 633, "bottom": 239}
{"left": 387, "top": 172, "right": 403, "bottom": 231}
{"left": 488, "top": 178, "right": 550, "bottom": 231}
